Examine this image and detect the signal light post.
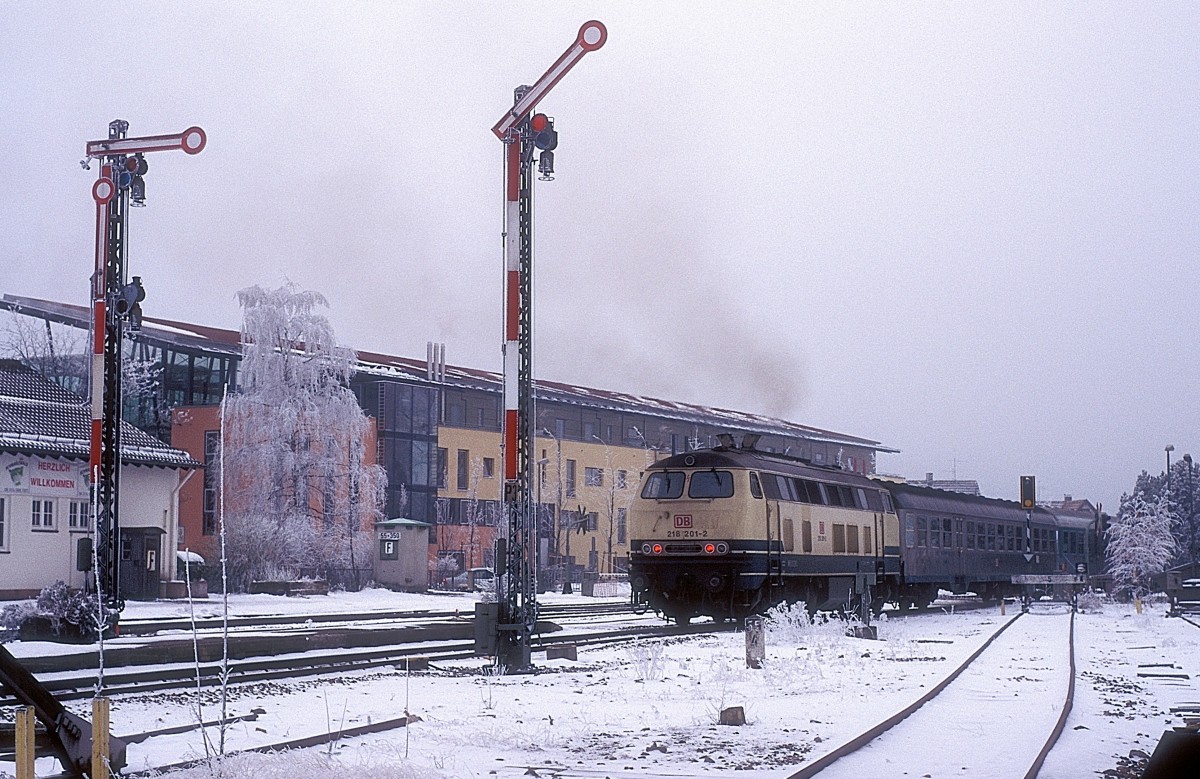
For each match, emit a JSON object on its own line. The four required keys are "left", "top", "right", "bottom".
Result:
{"left": 491, "top": 21, "right": 606, "bottom": 672}
{"left": 85, "top": 120, "right": 206, "bottom": 614}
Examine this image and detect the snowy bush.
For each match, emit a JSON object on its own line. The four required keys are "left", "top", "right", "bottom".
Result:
{"left": 0, "top": 601, "right": 36, "bottom": 642}
{"left": 625, "top": 638, "right": 667, "bottom": 681}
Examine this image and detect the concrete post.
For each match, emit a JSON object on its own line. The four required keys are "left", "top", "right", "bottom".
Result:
{"left": 745, "top": 616, "right": 765, "bottom": 669}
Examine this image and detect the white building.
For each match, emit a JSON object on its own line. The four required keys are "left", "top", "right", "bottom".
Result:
{"left": 0, "top": 359, "right": 199, "bottom": 600}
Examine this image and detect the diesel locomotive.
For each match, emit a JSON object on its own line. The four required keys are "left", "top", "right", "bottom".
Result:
{"left": 628, "top": 440, "right": 1100, "bottom": 623}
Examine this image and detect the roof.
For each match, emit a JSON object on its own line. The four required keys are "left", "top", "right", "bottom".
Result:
{"left": 882, "top": 480, "right": 1043, "bottom": 523}
{"left": 376, "top": 517, "right": 431, "bottom": 528}
{"left": 905, "top": 478, "right": 981, "bottom": 496}
{"left": 0, "top": 359, "right": 200, "bottom": 469}
{"left": 1, "top": 293, "right": 894, "bottom": 455}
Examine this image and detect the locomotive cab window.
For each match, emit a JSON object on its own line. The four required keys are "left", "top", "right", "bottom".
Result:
{"left": 749, "top": 472, "right": 763, "bottom": 499}
{"left": 641, "top": 471, "right": 685, "bottom": 499}
{"left": 689, "top": 470, "right": 734, "bottom": 499}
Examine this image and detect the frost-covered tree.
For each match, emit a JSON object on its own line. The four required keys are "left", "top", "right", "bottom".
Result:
{"left": 220, "top": 283, "right": 386, "bottom": 590}
{"left": 1118, "top": 458, "right": 1200, "bottom": 566}
{"left": 1106, "top": 491, "right": 1177, "bottom": 598}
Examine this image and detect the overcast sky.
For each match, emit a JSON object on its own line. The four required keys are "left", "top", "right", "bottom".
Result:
{"left": 3, "top": 2, "right": 1197, "bottom": 510}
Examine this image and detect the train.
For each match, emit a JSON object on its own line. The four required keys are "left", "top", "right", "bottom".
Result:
{"left": 627, "top": 439, "right": 1101, "bottom": 624}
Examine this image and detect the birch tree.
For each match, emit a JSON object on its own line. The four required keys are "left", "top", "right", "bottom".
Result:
{"left": 1106, "top": 491, "right": 1176, "bottom": 599}
{"left": 220, "top": 283, "right": 386, "bottom": 589}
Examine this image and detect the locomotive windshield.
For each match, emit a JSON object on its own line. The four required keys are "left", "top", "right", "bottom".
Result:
{"left": 688, "top": 470, "right": 734, "bottom": 498}
{"left": 641, "top": 470, "right": 685, "bottom": 499}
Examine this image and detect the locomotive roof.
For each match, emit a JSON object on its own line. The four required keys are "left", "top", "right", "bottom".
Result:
{"left": 647, "top": 447, "right": 882, "bottom": 488}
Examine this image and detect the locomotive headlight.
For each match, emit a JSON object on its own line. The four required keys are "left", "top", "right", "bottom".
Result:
{"left": 641, "top": 543, "right": 652, "bottom": 555}
{"left": 704, "top": 543, "right": 716, "bottom": 554}
{"left": 716, "top": 542, "right": 728, "bottom": 554}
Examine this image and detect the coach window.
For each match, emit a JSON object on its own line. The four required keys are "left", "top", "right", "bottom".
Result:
{"left": 689, "top": 470, "right": 734, "bottom": 499}
{"left": 749, "top": 472, "right": 762, "bottom": 499}
{"left": 966, "top": 521, "right": 976, "bottom": 549}
{"left": 0, "top": 497, "right": 7, "bottom": 551}
{"left": 832, "top": 524, "right": 846, "bottom": 553}
{"left": 917, "top": 516, "right": 927, "bottom": 547}
{"left": 641, "top": 471, "right": 685, "bottom": 499}
{"left": 929, "top": 517, "right": 939, "bottom": 548}
{"left": 942, "top": 518, "right": 952, "bottom": 548}
{"left": 904, "top": 515, "right": 916, "bottom": 548}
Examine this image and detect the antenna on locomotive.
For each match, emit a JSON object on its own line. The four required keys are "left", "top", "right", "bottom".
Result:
{"left": 741, "top": 433, "right": 761, "bottom": 450}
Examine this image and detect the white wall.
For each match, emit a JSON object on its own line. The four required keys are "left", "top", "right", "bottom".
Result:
{"left": 0, "top": 463, "right": 181, "bottom": 598}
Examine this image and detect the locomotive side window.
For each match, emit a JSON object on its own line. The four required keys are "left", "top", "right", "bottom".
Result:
{"left": 796, "top": 479, "right": 819, "bottom": 504}
{"left": 881, "top": 491, "right": 895, "bottom": 513}
{"left": 641, "top": 471, "right": 685, "bottom": 499}
{"left": 749, "top": 472, "right": 763, "bottom": 499}
{"left": 863, "top": 525, "right": 872, "bottom": 554}
{"left": 822, "top": 483, "right": 841, "bottom": 506}
{"left": 689, "top": 470, "right": 734, "bottom": 498}
{"left": 761, "top": 474, "right": 783, "bottom": 500}
{"left": 832, "top": 524, "right": 846, "bottom": 553}
{"left": 847, "top": 525, "right": 859, "bottom": 553}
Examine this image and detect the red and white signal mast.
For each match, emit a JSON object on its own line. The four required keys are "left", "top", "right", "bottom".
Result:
{"left": 85, "top": 120, "right": 206, "bottom": 613}
{"left": 491, "top": 21, "right": 606, "bottom": 671}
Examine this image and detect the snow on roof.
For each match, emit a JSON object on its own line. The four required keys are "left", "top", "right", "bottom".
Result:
{"left": 2, "top": 293, "right": 893, "bottom": 453}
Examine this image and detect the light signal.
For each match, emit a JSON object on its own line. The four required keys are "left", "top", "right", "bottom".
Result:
{"left": 1020, "top": 475, "right": 1036, "bottom": 509}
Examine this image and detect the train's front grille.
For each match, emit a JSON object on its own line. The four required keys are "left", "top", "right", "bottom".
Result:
{"left": 665, "top": 543, "right": 703, "bottom": 554}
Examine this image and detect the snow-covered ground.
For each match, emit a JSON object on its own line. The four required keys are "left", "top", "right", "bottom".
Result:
{"left": 3, "top": 590, "right": 1197, "bottom": 778}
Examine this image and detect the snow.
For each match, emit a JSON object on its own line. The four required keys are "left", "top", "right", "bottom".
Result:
{"left": 3, "top": 591, "right": 1198, "bottom": 778}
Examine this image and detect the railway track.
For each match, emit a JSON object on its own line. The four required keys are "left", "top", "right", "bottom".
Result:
{"left": 787, "top": 604, "right": 1076, "bottom": 779}
{"left": 1, "top": 607, "right": 725, "bottom": 706}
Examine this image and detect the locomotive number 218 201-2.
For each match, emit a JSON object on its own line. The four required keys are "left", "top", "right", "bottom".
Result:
{"left": 667, "top": 529, "right": 709, "bottom": 538}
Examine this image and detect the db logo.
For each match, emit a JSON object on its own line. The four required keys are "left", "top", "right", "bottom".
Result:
{"left": 674, "top": 515, "right": 693, "bottom": 529}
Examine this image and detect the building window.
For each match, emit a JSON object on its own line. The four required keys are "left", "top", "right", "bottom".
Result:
{"left": 617, "top": 470, "right": 627, "bottom": 490}
{"left": 584, "top": 467, "right": 603, "bottom": 487}
{"left": 483, "top": 457, "right": 495, "bottom": 478}
{"left": 583, "top": 421, "right": 597, "bottom": 440}
{"left": 565, "top": 459, "right": 577, "bottom": 497}
{"left": 617, "top": 508, "right": 627, "bottom": 544}
{"left": 32, "top": 499, "right": 55, "bottom": 530}
{"left": 203, "top": 430, "right": 220, "bottom": 535}
{"left": 68, "top": 501, "right": 91, "bottom": 530}
{"left": 457, "top": 449, "right": 469, "bottom": 490}
{"left": 437, "top": 447, "right": 448, "bottom": 489}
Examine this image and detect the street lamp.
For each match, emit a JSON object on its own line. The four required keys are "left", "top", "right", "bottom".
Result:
{"left": 1184, "top": 453, "right": 1195, "bottom": 564}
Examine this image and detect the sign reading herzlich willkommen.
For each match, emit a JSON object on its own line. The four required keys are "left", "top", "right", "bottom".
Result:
{"left": 0, "top": 454, "right": 89, "bottom": 498}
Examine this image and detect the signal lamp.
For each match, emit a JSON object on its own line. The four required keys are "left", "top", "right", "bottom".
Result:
{"left": 652, "top": 543, "right": 663, "bottom": 555}
{"left": 704, "top": 543, "right": 716, "bottom": 554}
{"left": 531, "top": 114, "right": 558, "bottom": 151}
